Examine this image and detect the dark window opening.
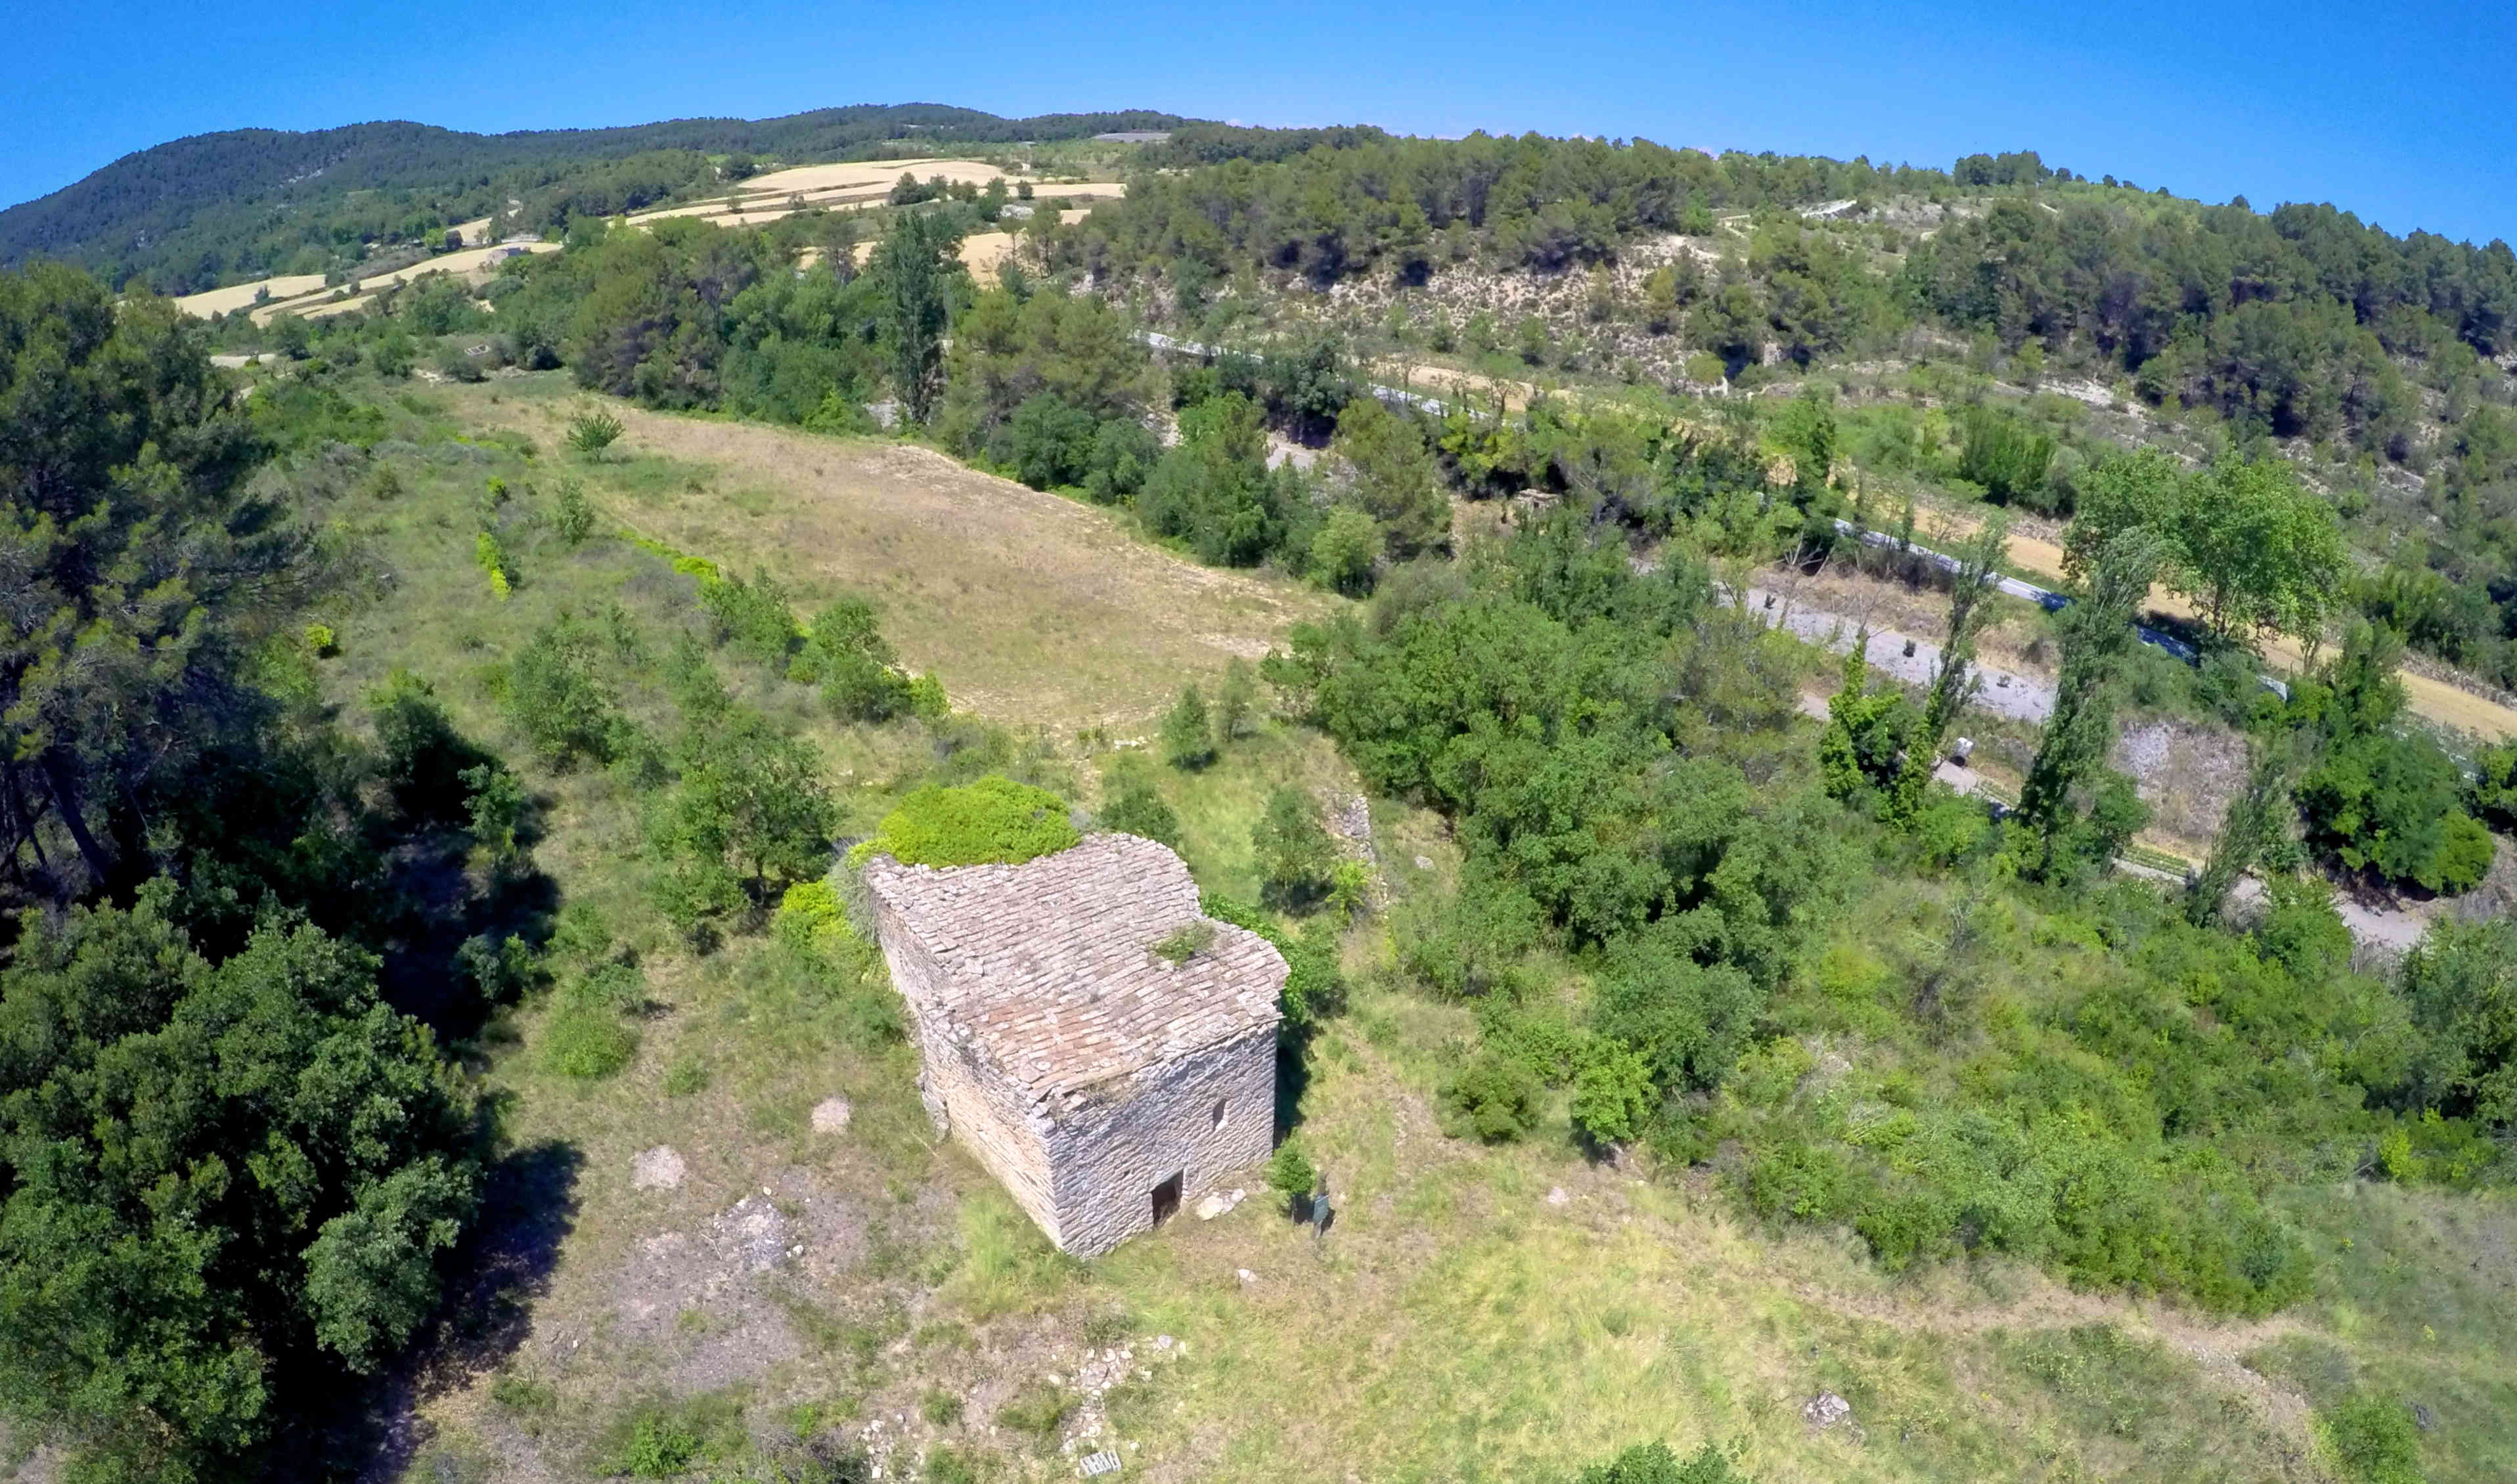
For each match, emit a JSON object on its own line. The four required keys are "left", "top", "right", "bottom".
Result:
{"left": 1212, "top": 1097, "right": 1228, "bottom": 1129}
{"left": 1150, "top": 1171, "right": 1183, "bottom": 1226}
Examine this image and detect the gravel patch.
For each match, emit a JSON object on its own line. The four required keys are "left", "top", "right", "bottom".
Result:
{"left": 631, "top": 1146, "right": 686, "bottom": 1191}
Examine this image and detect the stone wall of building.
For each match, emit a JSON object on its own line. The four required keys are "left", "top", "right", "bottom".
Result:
{"left": 859, "top": 837, "right": 1286, "bottom": 1258}
{"left": 1044, "top": 1022, "right": 1278, "bottom": 1257}
{"left": 866, "top": 887, "right": 1065, "bottom": 1242}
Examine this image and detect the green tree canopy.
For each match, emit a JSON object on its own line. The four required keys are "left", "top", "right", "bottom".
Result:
{"left": 870, "top": 210, "right": 962, "bottom": 424}
{"left": 0, "top": 885, "right": 476, "bottom": 1481}
{"left": 2067, "top": 449, "right": 2347, "bottom": 645}
{"left": 1327, "top": 397, "right": 1451, "bottom": 560}
{"left": 0, "top": 265, "right": 309, "bottom": 899}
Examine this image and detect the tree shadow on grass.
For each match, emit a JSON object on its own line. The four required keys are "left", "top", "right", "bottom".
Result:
{"left": 378, "top": 837, "right": 561, "bottom": 1045}
{"left": 313, "top": 1138, "right": 585, "bottom": 1483}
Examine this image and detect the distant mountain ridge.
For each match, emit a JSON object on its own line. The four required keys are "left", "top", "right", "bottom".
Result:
{"left": 0, "top": 103, "right": 1193, "bottom": 292}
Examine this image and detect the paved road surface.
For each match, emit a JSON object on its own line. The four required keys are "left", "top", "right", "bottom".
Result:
{"left": 1749, "top": 586, "right": 2054, "bottom": 724}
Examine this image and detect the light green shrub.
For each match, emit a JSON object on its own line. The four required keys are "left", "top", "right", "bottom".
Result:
{"left": 543, "top": 1006, "right": 637, "bottom": 1079}
{"left": 850, "top": 776, "right": 1079, "bottom": 868}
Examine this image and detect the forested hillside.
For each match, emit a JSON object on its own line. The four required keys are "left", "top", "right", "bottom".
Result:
{"left": 0, "top": 103, "right": 1189, "bottom": 294}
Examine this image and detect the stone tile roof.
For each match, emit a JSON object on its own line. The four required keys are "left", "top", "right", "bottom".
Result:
{"left": 863, "top": 834, "right": 1285, "bottom": 1099}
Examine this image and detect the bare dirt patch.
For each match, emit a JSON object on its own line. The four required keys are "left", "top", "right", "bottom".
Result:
{"left": 2111, "top": 716, "right": 2247, "bottom": 851}
{"left": 608, "top": 1171, "right": 871, "bottom": 1395}
{"left": 631, "top": 1146, "right": 686, "bottom": 1191}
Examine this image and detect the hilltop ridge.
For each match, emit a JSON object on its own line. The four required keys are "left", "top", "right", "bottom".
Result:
{"left": 0, "top": 102, "right": 1192, "bottom": 291}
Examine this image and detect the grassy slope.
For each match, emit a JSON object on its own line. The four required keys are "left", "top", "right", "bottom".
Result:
{"left": 301, "top": 376, "right": 2516, "bottom": 1484}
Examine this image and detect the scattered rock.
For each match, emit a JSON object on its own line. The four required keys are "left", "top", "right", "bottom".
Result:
{"left": 1236, "top": 1268, "right": 1259, "bottom": 1285}
{"left": 715, "top": 1194, "right": 791, "bottom": 1275}
{"left": 811, "top": 1096, "right": 853, "bottom": 1133}
{"left": 1414, "top": 854, "right": 1434, "bottom": 871}
{"left": 1326, "top": 793, "right": 1373, "bottom": 850}
{"left": 1195, "top": 1194, "right": 1232, "bottom": 1220}
{"left": 1803, "top": 1392, "right": 1853, "bottom": 1429}
{"left": 631, "top": 1146, "right": 686, "bottom": 1190}
{"left": 1546, "top": 1187, "right": 1570, "bottom": 1207}
{"left": 2413, "top": 1401, "right": 2437, "bottom": 1431}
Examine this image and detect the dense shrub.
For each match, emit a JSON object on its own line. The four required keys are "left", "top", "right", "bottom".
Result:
{"left": 2315, "top": 1395, "right": 2425, "bottom": 1484}
{"left": 853, "top": 775, "right": 1080, "bottom": 867}
{"left": 646, "top": 709, "right": 839, "bottom": 934}
{"left": 543, "top": 1002, "right": 639, "bottom": 1078}
{"left": 371, "top": 668, "right": 495, "bottom": 826}
{"left": 2397, "top": 919, "right": 2517, "bottom": 1129}
{"left": 1956, "top": 403, "right": 2059, "bottom": 510}
{"left": 1576, "top": 1441, "right": 1752, "bottom": 1484}
{"left": 1096, "top": 771, "right": 1182, "bottom": 847}
{"left": 1252, "top": 786, "right": 1336, "bottom": 909}
{"left": 792, "top": 596, "right": 926, "bottom": 723}
{"left": 1137, "top": 393, "right": 1307, "bottom": 567}
{"left": 701, "top": 566, "right": 802, "bottom": 666}
{"left": 1201, "top": 890, "right": 1348, "bottom": 1032}
{"left": 1439, "top": 1049, "right": 1544, "bottom": 1141}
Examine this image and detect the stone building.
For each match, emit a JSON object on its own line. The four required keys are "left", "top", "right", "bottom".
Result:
{"left": 860, "top": 833, "right": 1285, "bottom": 1257}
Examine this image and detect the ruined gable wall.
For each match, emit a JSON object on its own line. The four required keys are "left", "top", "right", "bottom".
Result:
{"left": 865, "top": 888, "right": 1061, "bottom": 1244}
{"left": 1044, "top": 1023, "right": 1278, "bottom": 1257}
{"left": 919, "top": 1034, "right": 1061, "bottom": 1242}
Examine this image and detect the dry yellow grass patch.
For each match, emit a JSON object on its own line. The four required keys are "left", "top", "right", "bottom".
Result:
{"left": 452, "top": 385, "right": 1337, "bottom": 730}
{"left": 236, "top": 243, "right": 561, "bottom": 325}
{"left": 957, "top": 232, "right": 1017, "bottom": 273}
{"left": 294, "top": 295, "right": 375, "bottom": 322}
{"left": 740, "top": 158, "right": 1008, "bottom": 197}
{"left": 621, "top": 177, "right": 1126, "bottom": 234}
{"left": 171, "top": 274, "right": 328, "bottom": 318}
{"left": 1043, "top": 182, "right": 1129, "bottom": 199}
{"left": 623, "top": 159, "right": 1022, "bottom": 229}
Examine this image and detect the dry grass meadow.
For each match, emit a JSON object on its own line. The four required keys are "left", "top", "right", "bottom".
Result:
{"left": 192, "top": 372, "right": 2517, "bottom": 1484}
{"left": 449, "top": 380, "right": 1326, "bottom": 730}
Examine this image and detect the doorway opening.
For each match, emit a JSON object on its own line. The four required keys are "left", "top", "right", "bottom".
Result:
{"left": 1149, "top": 1171, "right": 1183, "bottom": 1226}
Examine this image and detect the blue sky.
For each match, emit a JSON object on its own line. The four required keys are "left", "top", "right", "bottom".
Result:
{"left": 12, "top": 0, "right": 2516, "bottom": 244}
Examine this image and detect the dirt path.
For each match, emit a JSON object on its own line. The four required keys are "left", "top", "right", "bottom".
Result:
{"left": 1367, "top": 357, "right": 1542, "bottom": 413}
